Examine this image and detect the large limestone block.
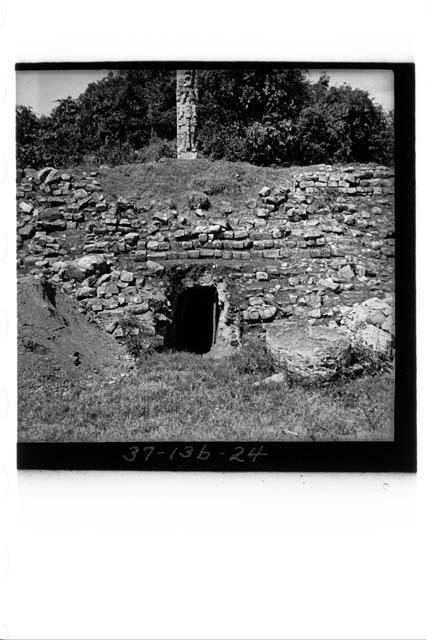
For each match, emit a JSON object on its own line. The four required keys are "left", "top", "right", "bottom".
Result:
{"left": 340, "top": 296, "right": 394, "bottom": 356}
{"left": 356, "top": 324, "right": 393, "bottom": 355}
{"left": 341, "top": 297, "right": 393, "bottom": 331}
{"left": 68, "top": 254, "right": 109, "bottom": 282}
{"left": 266, "top": 321, "right": 351, "bottom": 382}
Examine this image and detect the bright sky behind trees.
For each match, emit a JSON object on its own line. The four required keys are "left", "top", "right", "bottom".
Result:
{"left": 16, "top": 69, "right": 393, "bottom": 117}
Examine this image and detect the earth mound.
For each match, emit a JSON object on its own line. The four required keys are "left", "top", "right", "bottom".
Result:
{"left": 18, "top": 275, "right": 132, "bottom": 391}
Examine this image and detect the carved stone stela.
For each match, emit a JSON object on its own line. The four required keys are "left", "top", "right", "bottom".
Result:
{"left": 176, "top": 70, "right": 198, "bottom": 160}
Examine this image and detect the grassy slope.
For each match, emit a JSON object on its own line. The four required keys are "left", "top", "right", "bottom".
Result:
{"left": 18, "top": 345, "right": 394, "bottom": 442}
{"left": 18, "top": 158, "right": 394, "bottom": 442}
{"left": 69, "top": 157, "right": 330, "bottom": 216}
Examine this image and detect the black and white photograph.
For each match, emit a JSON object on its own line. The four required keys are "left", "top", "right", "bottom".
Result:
{"left": 1, "top": 3, "right": 424, "bottom": 639}
{"left": 15, "top": 63, "right": 415, "bottom": 469}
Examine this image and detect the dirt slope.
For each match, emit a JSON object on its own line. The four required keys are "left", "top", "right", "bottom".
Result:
{"left": 18, "top": 275, "right": 132, "bottom": 392}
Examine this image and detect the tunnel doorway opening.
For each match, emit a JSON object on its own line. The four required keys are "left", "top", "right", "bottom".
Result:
{"left": 174, "top": 286, "right": 220, "bottom": 354}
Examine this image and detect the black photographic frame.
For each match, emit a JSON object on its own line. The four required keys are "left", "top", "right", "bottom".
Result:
{"left": 16, "top": 61, "right": 416, "bottom": 472}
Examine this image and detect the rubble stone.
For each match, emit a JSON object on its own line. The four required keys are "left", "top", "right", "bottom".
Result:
{"left": 16, "top": 162, "right": 395, "bottom": 367}
{"left": 266, "top": 322, "right": 351, "bottom": 382}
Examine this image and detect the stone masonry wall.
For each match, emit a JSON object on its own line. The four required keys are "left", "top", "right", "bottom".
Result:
{"left": 295, "top": 165, "right": 394, "bottom": 196}
{"left": 16, "top": 163, "right": 395, "bottom": 356}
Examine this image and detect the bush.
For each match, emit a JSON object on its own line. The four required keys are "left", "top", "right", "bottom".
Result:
{"left": 89, "top": 142, "right": 139, "bottom": 166}
{"left": 16, "top": 70, "right": 177, "bottom": 169}
{"left": 198, "top": 123, "right": 248, "bottom": 162}
{"left": 16, "top": 69, "right": 394, "bottom": 169}
{"left": 16, "top": 106, "right": 43, "bottom": 168}
{"left": 135, "top": 138, "right": 176, "bottom": 163}
{"left": 197, "top": 70, "right": 394, "bottom": 166}
{"left": 294, "top": 80, "right": 394, "bottom": 165}
{"left": 350, "top": 343, "right": 393, "bottom": 376}
{"left": 245, "top": 119, "right": 295, "bottom": 166}
{"left": 187, "top": 191, "right": 210, "bottom": 210}
{"left": 295, "top": 104, "right": 351, "bottom": 164}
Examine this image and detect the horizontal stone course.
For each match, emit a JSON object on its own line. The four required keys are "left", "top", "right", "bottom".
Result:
{"left": 294, "top": 165, "right": 394, "bottom": 196}
{"left": 16, "top": 162, "right": 395, "bottom": 350}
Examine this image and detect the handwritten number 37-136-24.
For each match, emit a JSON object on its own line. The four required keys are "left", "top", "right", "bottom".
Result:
{"left": 122, "top": 445, "right": 268, "bottom": 464}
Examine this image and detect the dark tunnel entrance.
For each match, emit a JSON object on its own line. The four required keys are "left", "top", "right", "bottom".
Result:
{"left": 174, "top": 286, "right": 220, "bottom": 354}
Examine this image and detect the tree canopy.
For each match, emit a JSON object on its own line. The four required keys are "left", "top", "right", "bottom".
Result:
{"left": 16, "top": 69, "right": 394, "bottom": 168}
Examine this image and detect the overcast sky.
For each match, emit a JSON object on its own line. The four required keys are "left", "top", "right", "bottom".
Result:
{"left": 16, "top": 68, "right": 394, "bottom": 116}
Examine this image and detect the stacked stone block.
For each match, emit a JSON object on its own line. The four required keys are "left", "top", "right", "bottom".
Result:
{"left": 16, "top": 163, "right": 395, "bottom": 347}
{"left": 295, "top": 165, "right": 394, "bottom": 196}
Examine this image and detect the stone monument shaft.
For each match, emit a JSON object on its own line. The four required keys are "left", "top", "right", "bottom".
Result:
{"left": 176, "top": 70, "right": 198, "bottom": 160}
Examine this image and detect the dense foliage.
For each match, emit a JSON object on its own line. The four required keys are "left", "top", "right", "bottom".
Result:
{"left": 16, "top": 69, "right": 394, "bottom": 168}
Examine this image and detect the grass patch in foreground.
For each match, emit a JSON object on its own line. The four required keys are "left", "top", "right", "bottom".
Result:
{"left": 18, "top": 347, "right": 394, "bottom": 442}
